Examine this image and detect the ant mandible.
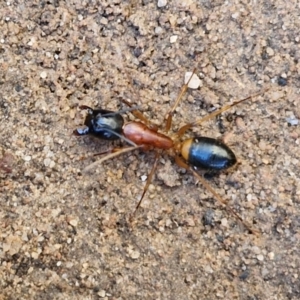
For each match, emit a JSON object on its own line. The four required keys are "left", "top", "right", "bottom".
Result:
{"left": 74, "top": 69, "right": 267, "bottom": 234}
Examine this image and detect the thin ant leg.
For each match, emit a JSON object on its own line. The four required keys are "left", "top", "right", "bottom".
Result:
{"left": 93, "top": 147, "right": 124, "bottom": 157}
{"left": 165, "top": 68, "right": 197, "bottom": 132}
{"left": 119, "top": 98, "right": 158, "bottom": 131}
{"left": 175, "top": 156, "right": 259, "bottom": 235}
{"left": 78, "top": 147, "right": 123, "bottom": 163}
{"left": 83, "top": 146, "right": 142, "bottom": 173}
{"left": 132, "top": 151, "right": 161, "bottom": 215}
{"left": 176, "top": 88, "right": 269, "bottom": 137}
{"left": 79, "top": 148, "right": 116, "bottom": 161}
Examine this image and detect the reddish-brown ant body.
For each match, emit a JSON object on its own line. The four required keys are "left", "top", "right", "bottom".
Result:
{"left": 74, "top": 70, "right": 266, "bottom": 234}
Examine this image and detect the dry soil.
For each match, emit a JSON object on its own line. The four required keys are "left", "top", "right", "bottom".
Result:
{"left": 0, "top": 1, "right": 300, "bottom": 299}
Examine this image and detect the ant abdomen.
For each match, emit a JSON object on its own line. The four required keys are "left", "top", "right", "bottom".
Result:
{"left": 180, "top": 137, "right": 237, "bottom": 171}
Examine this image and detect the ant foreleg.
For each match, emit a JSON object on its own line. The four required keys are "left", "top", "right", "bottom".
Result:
{"left": 164, "top": 68, "right": 197, "bottom": 132}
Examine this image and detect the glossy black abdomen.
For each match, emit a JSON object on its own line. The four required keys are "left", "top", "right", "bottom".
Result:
{"left": 181, "top": 137, "right": 237, "bottom": 171}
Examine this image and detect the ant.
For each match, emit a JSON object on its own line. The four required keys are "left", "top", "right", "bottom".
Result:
{"left": 74, "top": 69, "right": 267, "bottom": 234}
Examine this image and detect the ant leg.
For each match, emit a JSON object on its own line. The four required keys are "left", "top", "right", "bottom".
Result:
{"left": 175, "top": 156, "right": 259, "bottom": 235}
{"left": 93, "top": 147, "right": 123, "bottom": 157}
{"left": 78, "top": 148, "right": 117, "bottom": 161}
{"left": 119, "top": 98, "right": 158, "bottom": 131}
{"left": 78, "top": 147, "right": 124, "bottom": 165}
{"left": 165, "top": 68, "right": 197, "bottom": 132}
{"left": 132, "top": 151, "right": 161, "bottom": 215}
{"left": 83, "top": 146, "right": 141, "bottom": 173}
{"left": 176, "top": 88, "right": 269, "bottom": 137}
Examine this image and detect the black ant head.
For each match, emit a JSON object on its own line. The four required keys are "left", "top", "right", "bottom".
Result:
{"left": 73, "top": 106, "right": 124, "bottom": 140}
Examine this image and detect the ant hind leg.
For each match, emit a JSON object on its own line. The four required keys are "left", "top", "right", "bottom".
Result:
{"left": 174, "top": 155, "right": 259, "bottom": 235}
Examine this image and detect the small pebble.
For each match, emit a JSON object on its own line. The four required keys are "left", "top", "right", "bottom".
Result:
{"left": 257, "top": 254, "right": 264, "bottom": 261}
{"left": 262, "top": 157, "right": 269, "bottom": 165}
{"left": 69, "top": 219, "right": 78, "bottom": 227}
{"left": 185, "top": 72, "right": 201, "bottom": 89}
{"left": 231, "top": 13, "right": 239, "bottom": 19}
{"left": 170, "top": 35, "right": 178, "bottom": 43}
{"left": 31, "top": 252, "right": 39, "bottom": 259}
{"left": 286, "top": 117, "right": 299, "bottom": 126}
{"left": 100, "top": 17, "right": 108, "bottom": 25}
{"left": 44, "top": 158, "right": 51, "bottom": 167}
{"left": 165, "top": 219, "right": 172, "bottom": 227}
{"left": 98, "top": 290, "right": 106, "bottom": 298}
{"left": 236, "top": 117, "right": 246, "bottom": 130}
{"left": 40, "top": 71, "right": 47, "bottom": 79}
{"left": 155, "top": 26, "right": 163, "bottom": 35}
{"left": 141, "top": 175, "right": 147, "bottom": 182}
{"left": 130, "top": 250, "right": 140, "bottom": 259}
{"left": 157, "top": 0, "right": 167, "bottom": 8}
{"left": 23, "top": 155, "right": 32, "bottom": 161}
{"left": 266, "top": 47, "right": 274, "bottom": 56}
{"left": 221, "top": 218, "right": 228, "bottom": 227}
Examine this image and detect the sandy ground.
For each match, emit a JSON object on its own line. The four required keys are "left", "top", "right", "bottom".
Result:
{"left": 1, "top": 0, "right": 300, "bottom": 299}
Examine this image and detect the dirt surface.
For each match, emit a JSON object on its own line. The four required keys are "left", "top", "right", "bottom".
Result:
{"left": 1, "top": 1, "right": 299, "bottom": 299}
